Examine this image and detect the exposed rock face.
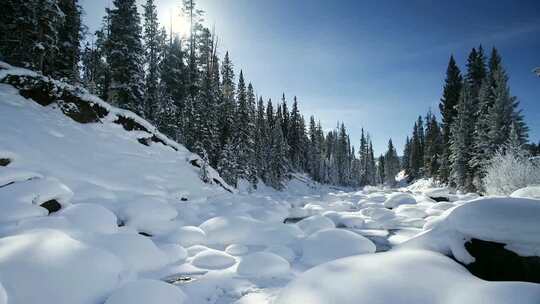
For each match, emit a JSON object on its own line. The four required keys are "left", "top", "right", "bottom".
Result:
{"left": 40, "top": 199, "right": 62, "bottom": 214}
{"left": 463, "top": 238, "right": 540, "bottom": 283}
{"left": 0, "top": 159, "right": 10, "bottom": 167}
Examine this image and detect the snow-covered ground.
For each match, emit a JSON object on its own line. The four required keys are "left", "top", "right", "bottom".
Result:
{"left": 1, "top": 65, "right": 539, "bottom": 303}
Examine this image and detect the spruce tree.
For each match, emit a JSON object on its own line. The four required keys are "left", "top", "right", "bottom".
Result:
{"left": 53, "top": 0, "right": 82, "bottom": 81}
{"left": 269, "top": 114, "right": 288, "bottom": 190}
{"left": 142, "top": 0, "right": 161, "bottom": 122}
{"left": 438, "top": 55, "right": 462, "bottom": 182}
{"left": 384, "top": 139, "right": 400, "bottom": 186}
{"left": 108, "top": 0, "right": 145, "bottom": 114}
{"left": 219, "top": 51, "right": 235, "bottom": 148}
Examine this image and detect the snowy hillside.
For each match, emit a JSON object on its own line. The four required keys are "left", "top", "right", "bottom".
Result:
{"left": 1, "top": 63, "right": 540, "bottom": 303}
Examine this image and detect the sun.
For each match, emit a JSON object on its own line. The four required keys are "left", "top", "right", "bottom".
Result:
{"left": 159, "top": 8, "right": 191, "bottom": 38}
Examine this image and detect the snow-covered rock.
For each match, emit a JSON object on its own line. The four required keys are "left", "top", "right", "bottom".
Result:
{"left": 296, "top": 215, "right": 335, "bottom": 235}
{"left": 276, "top": 250, "right": 540, "bottom": 304}
{"left": 60, "top": 203, "right": 118, "bottom": 234}
{"left": 383, "top": 192, "right": 416, "bottom": 208}
{"left": 0, "top": 177, "right": 73, "bottom": 209}
{"left": 265, "top": 245, "right": 297, "bottom": 262}
{"left": 359, "top": 207, "right": 395, "bottom": 220}
{"left": 0, "top": 229, "right": 124, "bottom": 304}
{"left": 104, "top": 279, "right": 186, "bottom": 304}
{"left": 199, "top": 215, "right": 262, "bottom": 245}
{"left": 0, "top": 167, "right": 42, "bottom": 187}
{"left": 191, "top": 249, "right": 236, "bottom": 269}
{"left": 158, "top": 244, "right": 188, "bottom": 264}
{"left": 395, "top": 204, "right": 428, "bottom": 218}
{"left": 511, "top": 186, "right": 540, "bottom": 199}
{"left": 237, "top": 252, "right": 290, "bottom": 278}
{"left": 301, "top": 229, "right": 376, "bottom": 266}
{"left": 163, "top": 226, "right": 206, "bottom": 247}
{"left": 225, "top": 244, "right": 249, "bottom": 256}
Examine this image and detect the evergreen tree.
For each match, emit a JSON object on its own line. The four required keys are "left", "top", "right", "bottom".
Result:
{"left": 384, "top": 139, "right": 400, "bottom": 185}
{"left": 218, "top": 139, "right": 238, "bottom": 188}
{"left": 234, "top": 71, "right": 256, "bottom": 185}
{"left": 255, "top": 97, "right": 270, "bottom": 182}
{"left": 449, "top": 84, "right": 476, "bottom": 191}
{"left": 53, "top": 0, "right": 82, "bottom": 81}
{"left": 423, "top": 111, "right": 443, "bottom": 177}
{"left": 438, "top": 55, "right": 462, "bottom": 182}
{"left": 377, "top": 154, "right": 386, "bottom": 185}
{"left": 219, "top": 51, "right": 235, "bottom": 148}
{"left": 288, "top": 97, "right": 302, "bottom": 169}
{"left": 269, "top": 114, "right": 288, "bottom": 190}
{"left": 142, "top": 0, "right": 161, "bottom": 122}
{"left": 108, "top": 0, "right": 145, "bottom": 114}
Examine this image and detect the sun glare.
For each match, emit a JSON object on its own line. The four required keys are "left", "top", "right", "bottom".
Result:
{"left": 160, "top": 8, "right": 191, "bottom": 38}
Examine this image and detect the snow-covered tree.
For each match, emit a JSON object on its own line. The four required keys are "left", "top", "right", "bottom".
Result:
{"left": 108, "top": 0, "right": 145, "bottom": 114}
{"left": 384, "top": 139, "right": 400, "bottom": 186}
{"left": 142, "top": 0, "right": 162, "bottom": 122}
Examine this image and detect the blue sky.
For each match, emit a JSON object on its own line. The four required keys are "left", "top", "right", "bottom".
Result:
{"left": 81, "top": 0, "right": 540, "bottom": 154}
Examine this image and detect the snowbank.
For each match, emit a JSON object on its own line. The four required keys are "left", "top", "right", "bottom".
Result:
{"left": 104, "top": 279, "right": 186, "bottom": 304}
{"left": 191, "top": 249, "right": 236, "bottom": 269}
{"left": 511, "top": 186, "right": 540, "bottom": 199}
{"left": 383, "top": 192, "right": 416, "bottom": 208}
{"left": 276, "top": 250, "right": 540, "bottom": 304}
{"left": 300, "top": 229, "right": 376, "bottom": 266}
{"left": 0, "top": 229, "right": 124, "bottom": 304}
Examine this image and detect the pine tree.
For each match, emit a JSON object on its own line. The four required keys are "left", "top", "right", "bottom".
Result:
{"left": 366, "top": 139, "right": 377, "bottom": 185}
{"left": 269, "top": 114, "right": 288, "bottom": 190}
{"left": 423, "top": 111, "right": 443, "bottom": 177}
{"left": 449, "top": 84, "right": 475, "bottom": 191}
{"left": 377, "top": 154, "right": 386, "bottom": 185}
{"left": 218, "top": 138, "right": 238, "bottom": 188}
{"left": 288, "top": 97, "right": 302, "bottom": 169}
{"left": 219, "top": 51, "right": 235, "bottom": 148}
{"left": 234, "top": 71, "right": 256, "bottom": 185}
{"left": 438, "top": 55, "right": 462, "bottom": 182}
{"left": 142, "top": 0, "right": 161, "bottom": 122}
{"left": 384, "top": 139, "right": 400, "bottom": 186}
{"left": 402, "top": 136, "right": 411, "bottom": 174}
{"left": 53, "top": 0, "right": 82, "bottom": 81}
{"left": 108, "top": 0, "right": 145, "bottom": 114}
{"left": 255, "top": 97, "right": 270, "bottom": 182}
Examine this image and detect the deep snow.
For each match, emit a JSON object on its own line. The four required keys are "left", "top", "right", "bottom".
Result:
{"left": 1, "top": 65, "right": 540, "bottom": 303}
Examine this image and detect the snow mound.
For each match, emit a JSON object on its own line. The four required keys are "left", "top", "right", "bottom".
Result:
{"left": 0, "top": 229, "right": 124, "bottom": 304}
{"left": 404, "top": 197, "right": 540, "bottom": 262}
{"left": 225, "top": 244, "right": 249, "bottom": 256}
{"left": 301, "top": 229, "right": 376, "bottom": 266}
{"left": 0, "top": 201, "right": 47, "bottom": 223}
{"left": 0, "top": 177, "right": 73, "bottom": 208}
{"left": 60, "top": 203, "right": 118, "bottom": 234}
{"left": 296, "top": 215, "right": 335, "bottom": 235}
{"left": 384, "top": 192, "right": 416, "bottom": 208}
{"left": 158, "top": 244, "right": 188, "bottom": 264}
{"left": 265, "top": 245, "right": 297, "bottom": 262}
{"left": 237, "top": 252, "right": 290, "bottom": 278}
{"left": 364, "top": 193, "right": 387, "bottom": 203}
{"left": 359, "top": 206, "right": 395, "bottom": 220}
{"left": 200, "top": 215, "right": 262, "bottom": 245}
{"left": 118, "top": 196, "right": 177, "bottom": 229}
{"left": 104, "top": 279, "right": 186, "bottom": 304}
{"left": 276, "top": 250, "right": 540, "bottom": 304}
{"left": 90, "top": 232, "right": 168, "bottom": 272}
{"left": 191, "top": 249, "right": 236, "bottom": 269}
{"left": 423, "top": 187, "right": 450, "bottom": 199}
{"left": 164, "top": 226, "right": 206, "bottom": 247}
{"left": 0, "top": 167, "right": 42, "bottom": 187}
{"left": 395, "top": 204, "right": 428, "bottom": 218}
{"left": 511, "top": 186, "right": 540, "bottom": 199}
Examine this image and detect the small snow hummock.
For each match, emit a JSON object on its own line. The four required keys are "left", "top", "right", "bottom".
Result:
{"left": 60, "top": 203, "right": 118, "bottom": 234}
{"left": 104, "top": 279, "right": 187, "bottom": 304}
{"left": 510, "top": 186, "right": 540, "bottom": 199}
{"left": 237, "top": 252, "right": 290, "bottom": 278}
{"left": 296, "top": 215, "right": 335, "bottom": 235}
{"left": 191, "top": 249, "right": 236, "bottom": 269}
{"left": 225, "top": 244, "right": 249, "bottom": 256}
{"left": 199, "top": 215, "right": 262, "bottom": 245}
{"left": 163, "top": 226, "right": 206, "bottom": 247}
{"left": 300, "top": 228, "right": 376, "bottom": 266}
{"left": 383, "top": 192, "right": 416, "bottom": 208}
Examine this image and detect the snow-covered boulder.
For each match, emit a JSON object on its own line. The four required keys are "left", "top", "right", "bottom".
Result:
{"left": 423, "top": 187, "right": 450, "bottom": 201}
{"left": 395, "top": 204, "right": 428, "bottom": 219}
{"left": 338, "top": 213, "right": 365, "bottom": 228}
{"left": 104, "top": 279, "right": 186, "bottom": 304}
{"left": 199, "top": 215, "right": 262, "bottom": 245}
{"left": 163, "top": 226, "right": 206, "bottom": 247}
{"left": 0, "top": 177, "right": 73, "bottom": 211}
{"left": 301, "top": 229, "right": 376, "bottom": 266}
{"left": 191, "top": 249, "right": 236, "bottom": 269}
{"left": 364, "top": 193, "right": 387, "bottom": 203}
{"left": 0, "top": 229, "right": 123, "bottom": 304}
{"left": 296, "top": 215, "right": 335, "bottom": 235}
{"left": 60, "top": 203, "right": 118, "bottom": 234}
{"left": 0, "top": 167, "right": 42, "bottom": 187}
{"left": 510, "top": 186, "right": 540, "bottom": 199}
{"left": 359, "top": 207, "right": 395, "bottom": 220}
{"left": 0, "top": 201, "right": 47, "bottom": 223}
{"left": 265, "top": 245, "right": 297, "bottom": 263}
{"left": 225, "top": 244, "right": 249, "bottom": 256}
{"left": 186, "top": 245, "right": 211, "bottom": 257}
{"left": 90, "top": 232, "right": 168, "bottom": 272}
{"left": 237, "top": 252, "right": 290, "bottom": 278}
{"left": 118, "top": 196, "right": 177, "bottom": 230}
{"left": 383, "top": 192, "right": 416, "bottom": 208}
{"left": 276, "top": 250, "right": 540, "bottom": 304}
{"left": 158, "top": 244, "right": 188, "bottom": 264}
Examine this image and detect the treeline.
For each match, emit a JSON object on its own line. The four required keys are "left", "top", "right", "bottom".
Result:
{"left": 402, "top": 46, "right": 532, "bottom": 192}
{"left": 0, "top": 0, "right": 386, "bottom": 190}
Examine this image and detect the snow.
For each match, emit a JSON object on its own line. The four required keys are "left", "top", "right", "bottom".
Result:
{"left": 60, "top": 203, "right": 118, "bottom": 234}
{"left": 191, "top": 249, "right": 237, "bottom": 269}
{"left": 383, "top": 192, "right": 416, "bottom": 208}
{"left": 236, "top": 252, "right": 290, "bottom": 278}
{"left": 163, "top": 226, "right": 207, "bottom": 247}
{"left": 265, "top": 245, "right": 297, "bottom": 262}
{"left": 158, "top": 244, "right": 188, "bottom": 264}
{"left": 296, "top": 214, "right": 335, "bottom": 235}
{"left": 0, "top": 177, "right": 73, "bottom": 208}
{"left": 0, "top": 229, "right": 124, "bottom": 304}
{"left": 0, "top": 167, "right": 42, "bottom": 187}
{"left": 225, "top": 244, "right": 249, "bottom": 256}
{"left": 300, "top": 229, "right": 376, "bottom": 266}
{"left": 200, "top": 215, "right": 262, "bottom": 245}
{"left": 511, "top": 186, "right": 540, "bottom": 199}
{"left": 403, "top": 197, "right": 540, "bottom": 262}
{"left": 275, "top": 250, "right": 540, "bottom": 304}
{"left": 104, "top": 279, "right": 187, "bottom": 304}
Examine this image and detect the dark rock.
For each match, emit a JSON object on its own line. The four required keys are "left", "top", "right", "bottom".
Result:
{"left": 40, "top": 200, "right": 62, "bottom": 214}
{"left": 137, "top": 137, "right": 151, "bottom": 146}
{"left": 180, "top": 197, "right": 188, "bottom": 201}
{"left": 117, "top": 219, "right": 125, "bottom": 227}
{"left": 113, "top": 115, "right": 149, "bottom": 132}
{"left": 138, "top": 232, "right": 152, "bottom": 237}
{"left": 462, "top": 238, "right": 540, "bottom": 283}
{"left": 190, "top": 159, "right": 201, "bottom": 168}
{"left": 283, "top": 217, "right": 307, "bottom": 224}
{"left": 430, "top": 196, "right": 449, "bottom": 202}
{"left": 0, "top": 158, "right": 10, "bottom": 166}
